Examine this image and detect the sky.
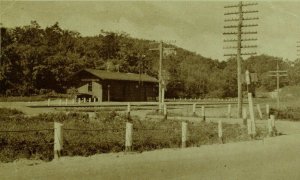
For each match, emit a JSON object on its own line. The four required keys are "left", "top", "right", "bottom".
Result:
{"left": 1, "top": 0, "right": 300, "bottom": 61}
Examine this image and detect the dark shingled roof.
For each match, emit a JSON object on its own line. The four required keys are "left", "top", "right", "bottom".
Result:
{"left": 78, "top": 69, "right": 158, "bottom": 83}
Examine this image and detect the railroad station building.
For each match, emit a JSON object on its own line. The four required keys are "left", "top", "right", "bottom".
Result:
{"left": 69, "top": 69, "right": 158, "bottom": 102}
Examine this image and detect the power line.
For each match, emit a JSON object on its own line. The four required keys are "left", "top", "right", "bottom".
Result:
{"left": 223, "top": 1, "right": 259, "bottom": 118}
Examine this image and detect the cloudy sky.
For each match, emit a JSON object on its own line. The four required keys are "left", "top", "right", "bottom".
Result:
{"left": 1, "top": 0, "right": 300, "bottom": 61}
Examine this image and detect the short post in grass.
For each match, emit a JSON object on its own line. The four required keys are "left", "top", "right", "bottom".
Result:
{"left": 242, "top": 107, "right": 247, "bottom": 125}
{"left": 65, "top": 98, "right": 68, "bottom": 106}
{"left": 267, "top": 117, "right": 273, "bottom": 137}
{"left": 93, "top": 98, "right": 96, "bottom": 103}
{"left": 181, "top": 121, "right": 187, "bottom": 148}
{"left": 125, "top": 122, "right": 133, "bottom": 152}
{"left": 256, "top": 104, "right": 263, "bottom": 120}
{"left": 47, "top": 99, "right": 50, "bottom": 106}
{"left": 227, "top": 104, "right": 231, "bottom": 119}
{"left": 201, "top": 106, "right": 206, "bottom": 121}
{"left": 72, "top": 98, "right": 75, "bottom": 105}
{"left": 78, "top": 98, "right": 81, "bottom": 104}
{"left": 192, "top": 103, "right": 196, "bottom": 116}
{"left": 266, "top": 104, "right": 270, "bottom": 119}
{"left": 218, "top": 120, "right": 223, "bottom": 143}
{"left": 127, "top": 103, "right": 131, "bottom": 120}
{"left": 248, "top": 93, "right": 256, "bottom": 138}
{"left": 54, "top": 122, "right": 63, "bottom": 160}
{"left": 270, "top": 115, "right": 276, "bottom": 136}
{"left": 163, "top": 103, "right": 167, "bottom": 120}
{"left": 83, "top": 98, "right": 86, "bottom": 103}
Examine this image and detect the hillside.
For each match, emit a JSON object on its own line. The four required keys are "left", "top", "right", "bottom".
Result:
{"left": 1, "top": 21, "right": 299, "bottom": 98}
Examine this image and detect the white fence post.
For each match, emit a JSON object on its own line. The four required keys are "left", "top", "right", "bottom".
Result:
{"left": 181, "top": 121, "right": 187, "bottom": 148}
{"left": 65, "top": 98, "right": 68, "bottom": 106}
{"left": 270, "top": 114, "right": 275, "bottom": 130}
{"left": 227, "top": 104, "right": 231, "bottom": 119}
{"left": 242, "top": 107, "right": 247, "bottom": 125}
{"left": 83, "top": 98, "right": 86, "bottom": 103}
{"left": 125, "top": 122, "right": 133, "bottom": 152}
{"left": 78, "top": 98, "right": 81, "bottom": 104}
{"left": 163, "top": 103, "right": 167, "bottom": 120}
{"left": 54, "top": 122, "right": 63, "bottom": 160}
{"left": 192, "top": 103, "right": 196, "bottom": 116}
{"left": 218, "top": 120, "right": 223, "bottom": 143}
{"left": 266, "top": 104, "right": 270, "bottom": 119}
{"left": 201, "top": 106, "right": 205, "bottom": 121}
{"left": 127, "top": 103, "right": 131, "bottom": 120}
{"left": 256, "top": 104, "right": 263, "bottom": 120}
{"left": 47, "top": 99, "right": 50, "bottom": 106}
{"left": 248, "top": 93, "right": 256, "bottom": 137}
{"left": 59, "top": 99, "right": 62, "bottom": 106}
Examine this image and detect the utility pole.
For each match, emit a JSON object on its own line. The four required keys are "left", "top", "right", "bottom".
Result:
{"left": 268, "top": 60, "right": 287, "bottom": 109}
{"left": 150, "top": 41, "right": 175, "bottom": 111}
{"left": 223, "top": 1, "right": 259, "bottom": 118}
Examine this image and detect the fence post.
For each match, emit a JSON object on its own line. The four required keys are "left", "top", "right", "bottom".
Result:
{"left": 266, "top": 104, "right": 270, "bottom": 119}
{"left": 125, "top": 122, "right": 133, "bottom": 152}
{"left": 163, "top": 103, "right": 167, "bottom": 120}
{"left": 127, "top": 103, "right": 131, "bottom": 120}
{"left": 65, "top": 99, "right": 68, "bottom": 106}
{"left": 93, "top": 98, "right": 96, "bottom": 103}
{"left": 227, "top": 104, "right": 231, "bottom": 119}
{"left": 270, "top": 115, "right": 276, "bottom": 136}
{"left": 54, "top": 122, "right": 63, "bottom": 160}
{"left": 267, "top": 118, "right": 272, "bottom": 137}
{"left": 201, "top": 106, "right": 205, "bottom": 121}
{"left": 192, "top": 103, "right": 196, "bottom": 116}
{"left": 72, "top": 98, "right": 75, "bottom": 105}
{"left": 248, "top": 93, "right": 256, "bottom": 137}
{"left": 242, "top": 107, "right": 247, "bottom": 125}
{"left": 59, "top": 99, "right": 62, "bottom": 106}
{"left": 256, "top": 104, "right": 263, "bottom": 120}
{"left": 181, "top": 121, "right": 187, "bottom": 148}
{"left": 48, "top": 99, "right": 50, "bottom": 106}
{"left": 83, "top": 98, "right": 86, "bottom": 103}
{"left": 218, "top": 120, "right": 223, "bottom": 143}
{"left": 78, "top": 98, "right": 81, "bottom": 104}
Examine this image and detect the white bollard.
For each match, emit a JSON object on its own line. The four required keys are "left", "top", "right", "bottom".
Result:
{"left": 218, "top": 120, "right": 223, "bottom": 143}
{"left": 125, "top": 122, "right": 133, "bottom": 152}
{"left": 266, "top": 104, "right": 270, "bottom": 119}
{"left": 65, "top": 99, "right": 68, "bottom": 106}
{"left": 227, "top": 104, "right": 231, "bottom": 119}
{"left": 83, "top": 98, "right": 86, "bottom": 103}
{"left": 201, "top": 106, "right": 205, "bottom": 121}
{"left": 270, "top": 115, "right": 275, "bottom": 128}
{"left": 192, "top": 103, "right": 196, "bottom": 116}
{"left": 47, "top": 99, "right": 50, "bottom": 106}
{"left": 93, "top": 98, "right": 96, "bottom": 103}
{"left": 54, "top": 122, "right": 63, "bottom": 160}
{"left": 78, "top": 98, "right": 81, "bottom": 104}
{"left": 248, "top": 93, "right": 256, "bottom": 136}
{"left": 181, "top": 121, "right": 187, "bottom": 148}
{"left": 256, "top": 104, "right": 263, "bottom": 120}
{"left": 268, "top": 118, "right": 273, "bottom": 137}
{"left": 59, "top": 99, "right": 62, "bottom": 106}
{"left": 127, "top": 103, "right": 131, "bottom": 120}
{"left": 242, "top": 107, "right": 247, "bottom": 125}
{"left": 163, "top": 103, "right": 167, "bottom": 120}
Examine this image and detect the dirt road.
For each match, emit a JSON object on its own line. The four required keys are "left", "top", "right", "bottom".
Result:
{"left": 1, "top": 134, "right": 299, "bottom": 180}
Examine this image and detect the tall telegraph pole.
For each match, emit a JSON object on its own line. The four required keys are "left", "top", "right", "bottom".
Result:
{"left": 268, "top": 60, "right": 287, "bottom": 109}
{"left": 224, "top": 2, "right": 259, "bottom": 118}
{"left": 150, "top": 41, "right": 174, "bottom": 111}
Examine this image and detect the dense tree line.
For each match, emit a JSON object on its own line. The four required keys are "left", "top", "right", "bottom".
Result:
{"left": 1, "top": 21, "right": 299, "bottom": 98}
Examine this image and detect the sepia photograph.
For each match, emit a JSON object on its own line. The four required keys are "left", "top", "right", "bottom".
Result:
{"left": 0, "top": 0, "right": 300, "bottom": 179}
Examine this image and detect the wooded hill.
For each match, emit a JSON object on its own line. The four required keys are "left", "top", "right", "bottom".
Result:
{"left": 1, "top": 21, "right": 299, "bottom": 98}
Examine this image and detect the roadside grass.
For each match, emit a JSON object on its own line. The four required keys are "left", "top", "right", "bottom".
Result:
{"left": 0, "top": 108, "right": 263, "bottom": 163}
{"left": 270, "top": 107, "right": 300, "bottom": 121}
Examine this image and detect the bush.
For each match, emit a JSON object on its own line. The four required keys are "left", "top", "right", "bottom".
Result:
{"left": 270, "top": 107, "right": 300, "bottom": 121}
{"left": 0, "top": 108, "right": 253, "bottom": 162}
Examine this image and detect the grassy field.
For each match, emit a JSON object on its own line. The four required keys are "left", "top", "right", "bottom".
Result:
{"left": 0, "top": 108, "right": 259, "bottom": 162}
